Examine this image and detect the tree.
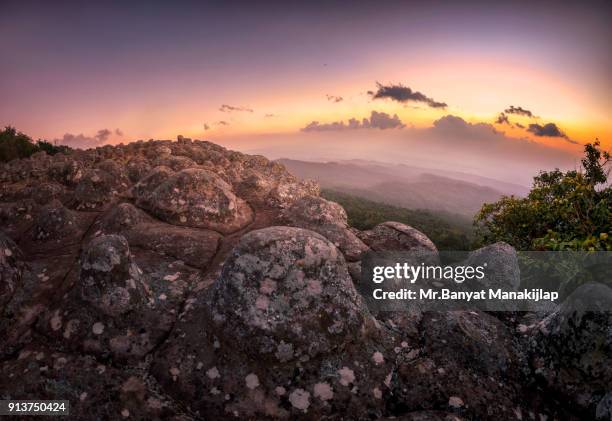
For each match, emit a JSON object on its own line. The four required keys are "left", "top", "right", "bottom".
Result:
{"left": 475, "top": 141, "right": 611, "bottom": 251}
{"left": 0, "top": 126, "right": 71, "bottom": 162}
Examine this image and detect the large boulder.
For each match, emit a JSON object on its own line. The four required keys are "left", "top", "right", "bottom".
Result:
{"left": 209, "top": 226, "right": 368, "bottom": 359}
{"left": 151, "top": 226, "right": 400, "bottom": 420}
{"left": 134, "top": 167, "right": 253, "bottom": 234}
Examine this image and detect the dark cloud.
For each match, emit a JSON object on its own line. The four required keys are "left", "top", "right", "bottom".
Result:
{"left": 301, "top": 111, "right": 405, "bottom": 132}
{"left": 219, "top": 104, "right": 253, "bottom": 113}
{"left": 326, "top": 94, "right": 343, "bottom": 103}
{"left": 216, "top": 120, "right": 229, "bottom": 126}
{"left": 515, "top": 122, "right": 525, "bottom": 129}
{"left": 368, "top": 111, "right": 406, "bottom": 129}
{"left": 527, "top": 122, "right": 576, "bottom": 144}
{"left": 495, "top": 112, "right": 511, "bottom": 125}
{"left": 53, "top": 128, "right": 119, "bottom": 149}
{"left": 370, "top": 82, "right": 447, "bottom": 109}
{"left": 203, "top": 123, "right": 210, "bottom": 130}
{"left": 504, "top": 105, "right": 537, "bottom": 118}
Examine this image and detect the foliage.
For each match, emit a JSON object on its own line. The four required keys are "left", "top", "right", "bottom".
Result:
{"left": 475, "top": 141, "right": 611, "bottom": 251}
{"left": 0, "top": 126, "right": 71, "bottom": 163}
{"left": 321, "top": 189, "right": 474, "bottom": 250}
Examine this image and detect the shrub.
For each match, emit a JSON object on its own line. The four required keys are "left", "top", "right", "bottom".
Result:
{"left": 475, "top": 141, "right": 611, "bottom": 251}
{"left": 0, "top": 126, "right": 71, "bottom": 162}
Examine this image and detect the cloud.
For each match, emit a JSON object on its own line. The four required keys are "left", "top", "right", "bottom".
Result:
{"left": 369, "top": 82, "right": 447, "bottom": 109}
{"left": 433, "top": 115, "right": 500, "bottom": 135}
{"left": 301, "top": 111, "right": 405, "bottom": 132}
{"left": 203, "top": 123, "right": 210, "bottom": 130}
{"left": 216, "top": 120, "right": 229, "bottom": 126}
{"left": 495, "top": 112, "right": 511, "bottom": 125}
{"left": 264, "top": 113, "right": 275, "bottom": 118}
{"left": 368, "top": 111, "right": 406, "bottom": 129}
{"left": 53, "top": 128, "right": 122, "bottom": 149}
{"left": 219, "top": 104, "right": 253, "bottom": 113}
{"left": 504, "top": 105, "right": 537, "bottom": 118}
{"left": 527, "top": 122, "right": 576, "bottom": 144}
{"left": 326, "top": 94, "right": 343, "bottom": 103}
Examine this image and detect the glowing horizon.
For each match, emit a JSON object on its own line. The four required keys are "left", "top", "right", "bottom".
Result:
{"left": 1, "top": 1, "right": 610, "bottom": 156}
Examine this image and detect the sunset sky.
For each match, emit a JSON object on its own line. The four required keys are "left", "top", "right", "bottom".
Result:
{"left": 1, "top": 0, "right": 611, "bottom": 182}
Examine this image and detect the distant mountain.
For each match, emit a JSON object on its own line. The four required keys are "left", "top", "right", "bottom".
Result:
{"left": 278, "top": 158, "right": 528, "bottom": 217}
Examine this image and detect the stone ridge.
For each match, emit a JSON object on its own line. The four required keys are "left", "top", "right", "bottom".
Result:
{"left": 0, "top": 138, "right": 609, "bottom": 420}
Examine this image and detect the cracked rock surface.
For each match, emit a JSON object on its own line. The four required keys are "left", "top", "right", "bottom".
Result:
{"left": 0, "top": 138, "right": 608, "bottom": 420}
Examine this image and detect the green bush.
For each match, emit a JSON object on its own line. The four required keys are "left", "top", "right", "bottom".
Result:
{"left": 0, "top": 126, "right": 71, "bottom": 162}
{"left": 475, "top": 141, "right": 611, "bottom": 251}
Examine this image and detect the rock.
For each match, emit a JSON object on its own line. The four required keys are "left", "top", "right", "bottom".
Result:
{"left": 0, "top": 138, "right": 595, "bottom": 420}
{"left": 36, "top": 234, "right": 181, "bottom": 361}
{"left": 74, "top": 168, "right": 122, "bottom": 210}
{"left": 597, "top": 392, "right": 612, "bottom": 420}
{"left": 153, "top": 155, "right": 197, "bottom": 171}
{"left": 465, "top": 242, "right": 520, "bottom": 290}
{"left": 79, "top": 234, "right": 147, "bottom": 317}
{"left": 31, "top": 200, "right": 81, "bottom": 242}
{"left": 95, "top": 159, "right": 130, "bottom": 187}
{"left": 209, "top": 226, "right": 368, "bottom": 359}
{"left": 384, "top": 411, "right": 466, "bottom": 421}
{"left": 97, "top": 202, "right": 153, "bottom": 233}
{"left": 283, "top": 196, "right": 369, "bottom": 261}
{"left": 151, "top": 226, "right": 396, "bottom": 420}
{"left": 266, "top": 179, "right": 320, "bottom": 209}
{"left": 390, "top": 310, "right": 535, "bottom": 420}
{"left": 125, "top": 223, "right": 221, "bottom": 270}
{"left": 0, "top": 344, "right": 184, "bottom": 420}
{"left": 48, "top": 159, "right": 85, "bottom": 186}
{"left": 134, "top": 168, "right": 253, "bottom": 234}
{"left": 530, "top": 282, "right": 612, "bottom": 416}
{"left": 284, "top": 195, "right": 348, "bottom": 226}
{"left": 20, "top": 200, "right": 95, "bottom": 255}
{"left": 125, "top": 158, "right": 152, "bottom": 183}
{"left": 359, "top": 221, "right": 438, "bottom": 260}
{"left": 0, "top": 231, "right": 24, "bottom": 313}
{"left": 25, "top": 182, "right": 69, "bottom": 205}
{"left": 132, "top": 165, "right": 175, "bottom": 200}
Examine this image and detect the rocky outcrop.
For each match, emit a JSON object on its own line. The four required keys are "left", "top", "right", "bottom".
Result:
{"left": 0, "top": 138, "right": 606, "bottom": 420}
